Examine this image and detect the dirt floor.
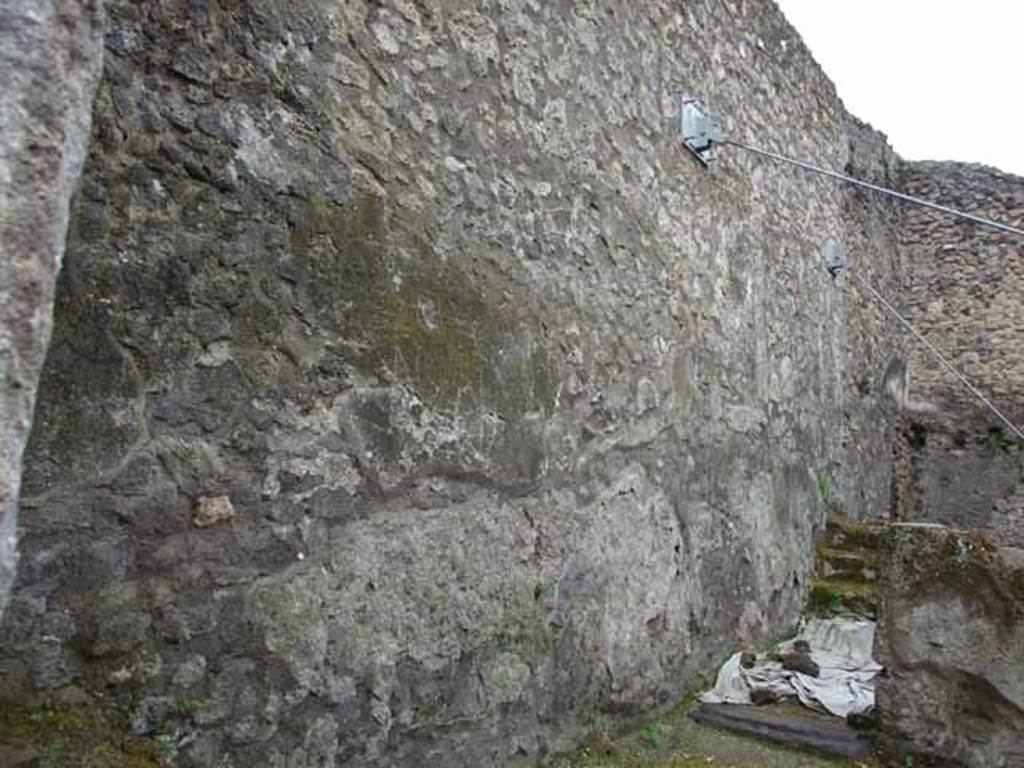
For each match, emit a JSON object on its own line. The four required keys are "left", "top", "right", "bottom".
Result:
{"left": 549, "top": 701, "right": 892, "bottom": 768}
{"left": 0, "top": 698, "right": 903, "bottom": 768}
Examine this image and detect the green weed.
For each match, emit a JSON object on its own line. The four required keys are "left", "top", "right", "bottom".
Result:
{"left": 817, "top": 470, "right": 833, "bottom": 504}
{"left": 643, "top": 721, "right": 665, "bottom": 749}
{"left": 169, "top": 697, "right": 203, "bottom": 718}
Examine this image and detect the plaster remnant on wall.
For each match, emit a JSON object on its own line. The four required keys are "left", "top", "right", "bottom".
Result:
{"left": 0, "top": 0, "right": 106, "bottom": 615}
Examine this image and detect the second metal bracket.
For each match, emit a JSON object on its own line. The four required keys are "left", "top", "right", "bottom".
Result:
{"left": 823, "top": 238, "right": 846, "bottom": 278}
{"left": 681, "top": 95, "right": 727, "bottom": 167}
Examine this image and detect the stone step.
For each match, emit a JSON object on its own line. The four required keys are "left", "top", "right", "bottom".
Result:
{"left": 825, "top": 517, "right": 885, "bottom": 552}
{"left": 819, "top": 547, "right": 879, "bottom": 583}
{"left": 689, "top": 703, "right": 874, "bottom": 759}
{"left": 808, "top": 578, "right": 878, "bottom": 619}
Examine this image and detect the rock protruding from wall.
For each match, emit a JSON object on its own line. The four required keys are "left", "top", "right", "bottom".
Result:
{"left": 876, "top": 524, "right": 1024, "bottom": 767}
{"left": 894, "top": 162, "right": 1024, "bottom": 534}
{"left": 0, "top": 1, "right": 902, "bottom": 765}
{"left": 0, "top": 0, "right": 105, "bottom": 614}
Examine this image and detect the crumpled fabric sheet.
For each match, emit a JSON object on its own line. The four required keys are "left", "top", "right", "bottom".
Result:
{"left": 700, "top": 617, "right": 882, "bottom": 718}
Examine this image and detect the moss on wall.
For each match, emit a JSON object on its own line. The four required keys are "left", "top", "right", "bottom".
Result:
{"left": 293, "top": 193, "right": 556, "bottom": 416}
{"left": 0, "top": 701, "right": 165, "bottom": 767}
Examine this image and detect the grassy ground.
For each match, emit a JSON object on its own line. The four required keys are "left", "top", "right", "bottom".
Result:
{"left": 0, "top": 697, "right": 897, "bottom": 768}
{"left": 549, "top": 701, "right": 889, "bottom": 768}
{"left": 0, "top": 702, "right": 167, "bottom": 767}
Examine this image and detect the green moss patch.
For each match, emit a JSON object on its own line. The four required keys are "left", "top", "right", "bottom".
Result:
{"left": 808, "top": 579, "right": 878, "bottom": 619}
{"left": 293, "top": 194, "right": 556, "bottom": 415}
{"left": 825, "top": 518, "right": 884, "bottom": 551}
{"left": 818, "top": 547, "right": 879, "bottom": 583}
{"left": 884, "top": 527, "right": 1024, "bottom": 621}
{"left": 0, "top": 702, "right": 166, "bottom": 767}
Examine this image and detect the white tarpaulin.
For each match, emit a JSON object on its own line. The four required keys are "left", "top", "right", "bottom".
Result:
{"left": 701, "top": 617, "right": 882, "bottom": 718}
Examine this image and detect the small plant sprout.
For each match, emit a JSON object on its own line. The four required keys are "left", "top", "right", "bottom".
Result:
{"left": 154, "top": 733, "right": 178, "bottom": 766}
{"left": 817, "top": 470, "right": 833, "bottom": 504}
{"left": 643, "top": 721, "right": 665, "bottom": 749}
{"left": 829, "top": 586, "right": 843, "bottom": 613}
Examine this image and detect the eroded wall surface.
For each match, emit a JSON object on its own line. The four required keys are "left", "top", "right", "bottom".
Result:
{"left": 876, "top": 524, "right": 1024, "bottom": 767}
{"left": 0, "top": 0, "right": 105, "bottom": 615}
{"left": 1, "top": 1, "right": 902, "bottom": 765}
{"left": 895, "top": 162, "right": 1024, "bottom": 537}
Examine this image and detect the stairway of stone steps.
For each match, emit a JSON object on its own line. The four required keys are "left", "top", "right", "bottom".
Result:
{"left": 671, "top": 515, "right": 891, "bottom": 762}
{"left": 808, "top": 516, "right": 885, "bottom": 619}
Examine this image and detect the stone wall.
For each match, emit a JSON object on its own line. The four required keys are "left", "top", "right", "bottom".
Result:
{"left": 895, "top": 162, "right": 1024, "bottom": 537}
{"left": 0, "top": 0, "right": 105, "bottom": 615}
{"left": 877, "top": 163, "right": 1024, "bottom": 768}
{"left": 0, "top": 1, "right": 903, "bottom": 765}
{"left": 836, "top": 114, "right": 906, "bottom": 520}
{"left": 876, "top": 523, "right": 1024, "bottom": 767}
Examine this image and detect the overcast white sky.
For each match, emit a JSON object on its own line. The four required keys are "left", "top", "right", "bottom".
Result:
{"left": 774, "top": 0, "right": 1024, "bottom": 177}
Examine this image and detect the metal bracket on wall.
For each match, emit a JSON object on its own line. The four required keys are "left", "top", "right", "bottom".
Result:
{"left": 680, "top": 95, "right": 727, "bottom": 167}
{"left": 823, "top": 238, "right": 845, "bottom": 278}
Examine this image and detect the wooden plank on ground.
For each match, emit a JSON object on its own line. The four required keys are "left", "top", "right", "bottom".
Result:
{"left": 689, "top": 703, "right": 873, "bottom": 758}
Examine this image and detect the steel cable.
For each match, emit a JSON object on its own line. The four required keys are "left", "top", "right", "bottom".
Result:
{"left": 719, "top": 135, "right": 1024, "bottom": 439}
{"left": 727, "top": 139, "right": 1024, "bottom": 238}
{"left": 846, "top": 270, "right": 1024, "bottom": 440}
